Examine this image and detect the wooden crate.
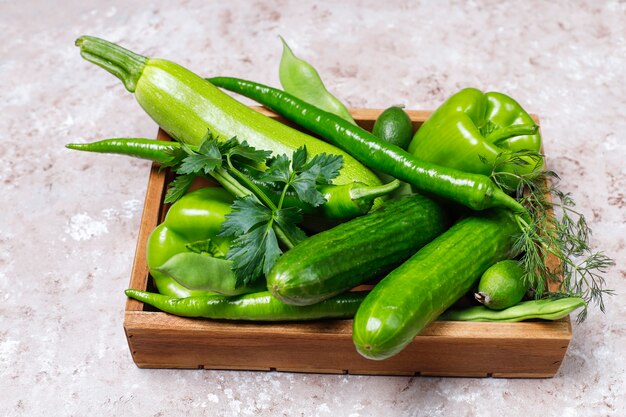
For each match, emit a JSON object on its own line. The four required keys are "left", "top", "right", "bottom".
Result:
{"left": 124, "top": 108, "right": 572, "bottom": 377}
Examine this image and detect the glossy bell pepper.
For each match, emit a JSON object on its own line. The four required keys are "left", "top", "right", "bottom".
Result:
{"left": 408, "top": 88, "right": 543, "bottom": 188}
{"left": 147, "top": 187, "right": 263, "bottom": 298}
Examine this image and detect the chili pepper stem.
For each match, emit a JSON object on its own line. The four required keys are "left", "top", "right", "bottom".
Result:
{"left": 349, "top": 179, "right": 401, "bottom": 202}
{"left": 76, "top": 36, "right": 147, "bottom": 93}
{"left": 490, "top": 187, "right": 527, "bottom": 214}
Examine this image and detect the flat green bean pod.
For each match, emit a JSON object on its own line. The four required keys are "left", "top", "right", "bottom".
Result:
{"left": 439, "top": 297, "right": 587, "bottom": 322}
{"left": 279, "top": 37, "right": 356, "bottom": 124}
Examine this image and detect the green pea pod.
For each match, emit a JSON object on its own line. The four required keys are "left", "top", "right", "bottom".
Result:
{"left": 439, "top": 297, "right": 587, "bottom": 322}
{"left": 156, "top": 252, "right": 266, "bottom": 296}
{"left": 279, "top": 37, "right": 356, "bottom": 124}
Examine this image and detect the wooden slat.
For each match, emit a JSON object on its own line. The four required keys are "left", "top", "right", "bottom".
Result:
{"left": 123, "top": 109, "right": 572, "bottom": 377}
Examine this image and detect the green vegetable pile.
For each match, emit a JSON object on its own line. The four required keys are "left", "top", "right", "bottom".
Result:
{"left": 69, "top": 36, "right": 614, "bottom": 361}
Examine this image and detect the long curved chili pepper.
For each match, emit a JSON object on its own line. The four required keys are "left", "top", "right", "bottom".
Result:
{"left": 207, "top": 77, "right": 526, "bottom": 214}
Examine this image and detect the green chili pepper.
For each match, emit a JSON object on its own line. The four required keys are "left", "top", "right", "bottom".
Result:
{"left": 279, "top": 37, "right": 355, "bottom": 124}
{"left": 408, "top": 88, "right": 542, "bottom": 188}
{"left": 146, "top": 187, "right": 250, "bottom": 298}
{"left": 66, "top": 138, "right": 178, "bottom": 164}
{"left": 439, "top": 297, "right": 587, "bottom": 322}
{"left": 125, "top": 289, "right": 367, "bottom": 321}
{"left": 66, "top": 138, "right": 399, "bottom": 219}
{"left": 207, "top": 77, "right": 525, "bottom": 213}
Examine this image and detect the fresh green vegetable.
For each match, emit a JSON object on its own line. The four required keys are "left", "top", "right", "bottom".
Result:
{"left": 75, "top": 36, "right": 382, "bottom": 188}
{"left": 439, "top": 297, "right": 587, "bottom": 322}
{"left": 216, "top": 143, "right": 348, "bottom": 286}
{"left": 125, "top": 289, "right": 367, "bottom": 321}
{"left": 352, "top": 209, "right": 520, "bottom": 360}
{"left": 372, "top": 106, "right": 414, "bottom": 149}
{"left": 146, "top": 187, "right": 238, "bottom": 298}
{"left": 371, "top": 105, "right": 415, "bottom": 197}
{"left": 207, "top": 76, "right": 525, "bottom": 213}
{"left": 238, "top": 164, "right": 401, "bottom": 219}
{"left": 267, "top": 194, "right": 450, "bottom": 305}
{"left": 66, "top": 138, "right": 178, "bottom": 165}
{"left": 66, "top": 137, "right": 397, "bottom": 219}
{"left": 408, "top": 88, "right": 543, "bottom": 189}
{"left": 279, "top": 36, "right": 355, "bottom": 124}
{"left": 475, "top": 260, "right": 528, "bottom": 310}
{"left": 156, "top": 252, "right": 266, "bottom": 295}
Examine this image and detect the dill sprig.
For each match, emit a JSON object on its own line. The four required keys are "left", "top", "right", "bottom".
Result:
{"left": 488, "top": 150, "right": 614, "bottom": 322}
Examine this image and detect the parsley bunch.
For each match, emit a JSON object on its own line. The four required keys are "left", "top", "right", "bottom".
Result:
{"left": 162, "top": 131, "right": 343, "bottom": 287}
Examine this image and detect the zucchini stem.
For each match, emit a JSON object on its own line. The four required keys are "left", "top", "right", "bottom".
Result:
{"left": 76, "top": 36, "right": 147, "bottom": 92}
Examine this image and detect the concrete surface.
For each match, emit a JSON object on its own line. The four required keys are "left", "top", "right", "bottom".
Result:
{"left": 1, "top": 1, "right": 624, "bottom": 416}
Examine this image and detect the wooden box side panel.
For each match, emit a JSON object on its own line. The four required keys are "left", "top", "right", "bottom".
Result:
{"left": 125, "top": 312, "right": 570, "bottom": 377}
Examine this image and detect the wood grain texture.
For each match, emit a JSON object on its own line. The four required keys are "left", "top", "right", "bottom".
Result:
{"left": 123, "top": 108, "right": 572, "bottom": 377}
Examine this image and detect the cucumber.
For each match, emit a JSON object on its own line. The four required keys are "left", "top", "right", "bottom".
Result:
{"left": 267, "top": 194, "right": 450, "bottom": 306}
{"left": 352, "top": 209, "right": 520, "bottom": 360}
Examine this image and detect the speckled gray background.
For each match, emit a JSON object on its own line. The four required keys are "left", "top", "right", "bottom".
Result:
{"left": 1, "top": 1, "right": 624, "bottom": 416}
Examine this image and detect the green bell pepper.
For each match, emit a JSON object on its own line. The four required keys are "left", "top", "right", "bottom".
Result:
{"left": 147, "top": 187, "right": 263, "bottom": 298}
{"left": 408, "top": 88, "right": 543, "bottom": 188}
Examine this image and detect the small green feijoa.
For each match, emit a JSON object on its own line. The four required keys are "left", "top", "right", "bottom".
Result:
{"left": 475, "top": 260, "right": 528, "bottom": 310}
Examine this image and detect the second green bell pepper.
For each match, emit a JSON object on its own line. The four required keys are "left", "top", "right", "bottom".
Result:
{"left": 146, "top": 187, "right": 264, "bottom": 298}
{"left": 408, "top": 88, "right": 543, "bottom": 189}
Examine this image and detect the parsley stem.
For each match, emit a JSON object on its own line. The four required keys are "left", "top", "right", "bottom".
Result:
{"left": 226, "top": 156, "right": 278, "bottom": 210}
{"left": 211, "top": 167, "right": 253, "bottom": 199}
{"left": 224, "top": 156, "right": 301, "bottom": 250}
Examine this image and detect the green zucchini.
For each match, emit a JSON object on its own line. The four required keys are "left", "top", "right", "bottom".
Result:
{"left": 352, "top": 209, "right": 520, "bottom": 360}
{"left": 267, "top": 194, "right": 450, "bottom": 306}
{"left": 75, "top": 36, "right": 382, "bottom": 188}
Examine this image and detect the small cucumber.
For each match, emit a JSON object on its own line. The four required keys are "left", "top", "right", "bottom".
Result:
{"left": 372, "top": 106, "right": 414, "bottom": 150}
{"left": 267, "top": 194, "right": 450, "bottom": 306}
{"left": 474, "top": 260, "right": 528, "bottom": 310}
{"left": 353, "top": 209, "right": 520, "bottom": 360}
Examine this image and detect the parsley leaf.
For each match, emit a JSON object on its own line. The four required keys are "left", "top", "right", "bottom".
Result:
{"left": 260, "top": 153, "right": 292, "bottom": 184}
{"left": 219, "top": 196, "right": 281, "bottom": 286}
{"left": 219, "top": 196, "right": 273, "bottom": 237}
{"left": 259, "top": 146, "right": 343, "bottom": 207}
{"left": 274, "top": 207, "right": 307, "bottom": 243}
{"left": 164, "top": 174, "right": 196, "bottom": 204}
{"left": 177, "top": 139, "right": 221, "bottom": 175}
{"left": 224, "top": 139, "right": 272, "bottom": 164}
